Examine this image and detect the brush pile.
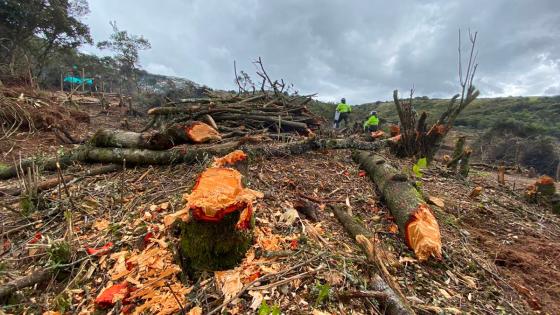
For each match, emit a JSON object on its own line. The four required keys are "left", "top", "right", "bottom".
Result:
{"left": 0, "top": 86, "right": 89, "bottom": 140}
{"left": 145, "top": 92, "right": 324, "bottom": 140}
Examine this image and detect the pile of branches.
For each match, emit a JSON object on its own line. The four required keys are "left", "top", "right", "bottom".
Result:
{"left": 0, "top": 86, "right": 89, "bottom": 141}
{"left": 144, "top": 57, "right": 324, "bottom": 140}
{"left": 145, "top": 91, "right": 323, "bottom": 140}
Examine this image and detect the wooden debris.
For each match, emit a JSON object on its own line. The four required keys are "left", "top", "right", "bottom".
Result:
{"left": 169, "top": 150, "right": 263, "bottom": 274}
{"left": 331, "top": 204, "right": 414, "bottom": 315}
{"left": 352, "top": 151, "right": 442, "bottom": 261}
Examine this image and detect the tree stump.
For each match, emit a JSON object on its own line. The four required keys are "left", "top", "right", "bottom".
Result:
{"left": 177, "top": 211, "right": 253, "bottom": 275}
{"left": 165, "top": 151, "right": 263, "bottom": 276}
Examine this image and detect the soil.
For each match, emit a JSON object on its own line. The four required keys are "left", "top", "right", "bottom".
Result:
{"left": 1, "top": 93, "right": 559, "bottom": 314}
{"left": 0, "top": 92, "right": 145, "bottom": 165}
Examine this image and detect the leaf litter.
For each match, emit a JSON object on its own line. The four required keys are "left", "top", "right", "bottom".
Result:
{"left": 1, "top": 145, "right": 559, "bottom": 314}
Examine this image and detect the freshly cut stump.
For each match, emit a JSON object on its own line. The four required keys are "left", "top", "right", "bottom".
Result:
{"left": 166, "top": 151, "right": 262, "bottom": 275}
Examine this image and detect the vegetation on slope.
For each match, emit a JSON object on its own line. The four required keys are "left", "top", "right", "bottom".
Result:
{"left": 310, "top": 96, "right": 560, "bottom": 138}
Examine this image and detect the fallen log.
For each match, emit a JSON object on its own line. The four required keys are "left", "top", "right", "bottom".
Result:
{"left": 91, "top": 128, "right": 177, "bottom": 150}
{"left": 352, "top": 151, "right": 442, "bottom": 261}
{"left": 92, "top": 123, "right": 220, "bottom": 150}
{"left": 0, "top": 268, "right": 53, "bottom": 301}
{"left": 0, "top": 138, "right": 387, "bottom": 180}
{"left": 331, "top": 204, "right": 414, "bottom": 315}
{"left": 2, "top": 164, "right": 121, "bottom": 196}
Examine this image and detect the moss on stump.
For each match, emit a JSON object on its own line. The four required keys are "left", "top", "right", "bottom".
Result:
{"left": 177, "top": 211, "right": 252, "bottom": 276}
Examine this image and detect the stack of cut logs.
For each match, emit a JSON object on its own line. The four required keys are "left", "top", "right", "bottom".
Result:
{"left": 144, "top": 92, "right": 324, "bottom": 140}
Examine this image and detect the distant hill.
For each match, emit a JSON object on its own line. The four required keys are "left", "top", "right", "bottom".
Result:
{"left": 137, "top": 71, "right": 208, "bottom": 97}
{"left": 310, "top": 96, "right": 560, "bottom": 138}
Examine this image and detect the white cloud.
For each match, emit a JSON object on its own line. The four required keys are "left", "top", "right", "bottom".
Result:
{"left": 81, "top": 0, "right": 560, "bottom": 102}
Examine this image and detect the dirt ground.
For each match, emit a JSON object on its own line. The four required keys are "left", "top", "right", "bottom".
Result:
{"left": 1, "top": 97, "right": 559, "bottom": 314}
{"left": 0, "top": 94, "right": 145, "bottom": 165}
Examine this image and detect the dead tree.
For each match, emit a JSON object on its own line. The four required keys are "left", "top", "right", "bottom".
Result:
{"left": 391, "top": 30, "right": 480, "bottom": 161}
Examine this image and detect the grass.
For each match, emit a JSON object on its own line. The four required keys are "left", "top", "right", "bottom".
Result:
{"left": 310, "top": 96, "right": 560, "bottom": 139}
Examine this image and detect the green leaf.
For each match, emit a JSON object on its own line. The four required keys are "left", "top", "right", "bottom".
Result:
{"left": 271, "top": 306, "right": 281, "bottom": 315}
{"left": 412, "top": 164, "right": 421, "bottom": 177}
{"left": 417, "top": 157, "right": 427, "bottom": 169}
{"left": 315, "top": 283, "right": 331, "bottom": 306}
{"left": 412, "top": 157, "right": 428, "bottom": 178}
{"left": 258, "top": 301, "right": 271, "bottom": 315}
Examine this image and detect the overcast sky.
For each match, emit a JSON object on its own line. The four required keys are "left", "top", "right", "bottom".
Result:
{"left": 81, "top": 0, "right": 560, "bottom": 103}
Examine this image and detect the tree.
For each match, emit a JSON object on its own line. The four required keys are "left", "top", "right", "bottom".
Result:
{"left": 97, "top": 21, "right": 151, "bottom": 95}
{"left": 391, "top": 29, "right": 480, "bottom": 161}
{"left": 0, "top": 0, "right": 92, "bottom": 78}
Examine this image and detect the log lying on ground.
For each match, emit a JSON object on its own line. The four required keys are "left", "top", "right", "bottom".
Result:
{"left": 91, "top": 122, "right": 221, "bottom": 150}
{"left": 0, "top": 138, "right": 387, "bottom": 180}
{"left": 0, "top": 268, "right": 53, "bottom": 300}
{"left": 352, "top": 151, "right": 442, "bottom": 261}
{"left": 2, "top": 164, "right": 121, "bottom": 196}
{"left": 92, "top": 128, "right": 176, "bottom": 150}
{"left": 164, "top": 151, "right": 262, "bottom": 275}
{"left": 331, "top": 204, "right": 414, "bottom": 315}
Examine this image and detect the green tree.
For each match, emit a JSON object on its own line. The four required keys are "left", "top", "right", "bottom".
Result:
{"left": 97, "top": 21, "right": 151, "bottom": 94}
{"left": 0, "top": 0, "right": 92, "bottom": 77}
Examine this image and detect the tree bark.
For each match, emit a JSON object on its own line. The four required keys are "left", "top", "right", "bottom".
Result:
{"left": 0, "top": 138, "right": 387, "bottom": 180}
{"left": 446, "top": 136, "right": 465, "bottom": 170}
{"left": 91, "top": 128, "right": 178, "bottom": 150}
{"left": 0, "top": 268, "right": 53, "bottom": 300}
{"left": 459, "top": 149, "right": 472, "bottom": 178}
{"left": 331, "top": 205, "right": 414, "bottom": 315}
{"left": 2, "top": 164, "right": 121, "bottom": 196}
{"left": 352, "top": 151, "right": 442, "bottom": 261}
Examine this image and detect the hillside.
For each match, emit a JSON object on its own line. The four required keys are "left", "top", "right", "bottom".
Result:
{"left": 2, "top": 1, "right": 560, "bottom": 314}
{"left": 310, "top": 96, "right": 560, "bottom": 138}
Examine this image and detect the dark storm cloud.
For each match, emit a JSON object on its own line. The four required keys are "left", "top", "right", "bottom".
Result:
{"left": 81, "top": 0, "right": 560, "bottom": 103}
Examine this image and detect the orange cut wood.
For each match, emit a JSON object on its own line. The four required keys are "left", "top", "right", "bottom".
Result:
{"left": 185, "top": 121, "right": 221, "bottom": 143}
{"left": 212, "top": 150, "right": 247, "bottom": 167}
{"left": 95, "top": 282, "right": 130, "bottom": 308}
{"left": 370, "top": 130, "right": 385, "bottom": 139}
{"left": 389, "top": 124, "right": 400, "bottom": 137}
{"left": 388, "top": 134, "right": 402, "bottom": 143}
{"left": 537, "top": 175, "right": 555, "bottom": 186}
{"left": 404, "top": 204, "right": 442, "bottom": 261}
{"left": 184, "top": 167, "right": 263, "bottom": 228}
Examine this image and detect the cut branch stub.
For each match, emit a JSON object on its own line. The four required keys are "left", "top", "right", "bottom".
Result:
{"left": 352, "top": 150, "right": 442, "bottom": 261}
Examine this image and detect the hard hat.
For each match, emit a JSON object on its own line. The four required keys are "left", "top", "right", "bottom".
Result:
{"left": 341, "top": 98, "right": 346, "bottom": 103}
{"left": 370, "top": 111, "right": 377, "bottom": 115}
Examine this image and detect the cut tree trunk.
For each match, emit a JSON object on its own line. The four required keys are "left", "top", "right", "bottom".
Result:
{"left": 91, "top": 123, "right": 220, "bottom": 150}
{"left": 91, "top": 128, "right": 177, "bottom": 150}
{"left": 0, "top": 138, "right": 387, "bottom": 180}
{"left": 0, "top": 268, "right": 53, "bottom": 300}
{"left": 459, "top": 149, "right": 472, "bottom": 178}
{"left": 331, "top": 204, "right": 414, "bottom": 315}
{"left": 1, "top": 164, "right": 121, "bottom": 196}
{"left": 446, "top": 136, "right": 465, "bottom": 171}
{"left": 352, "top": 151, "right": 442, "bottom": 261}
{"left": 171, "top": 151, "right": 261, "bottom": 276}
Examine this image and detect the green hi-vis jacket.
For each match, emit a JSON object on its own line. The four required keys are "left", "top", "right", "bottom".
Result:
{"left": 336, "top": 102, "right": 352, "bottom": 113}
{"left": 363, "top": 115, "right": 379, "bottom": 129}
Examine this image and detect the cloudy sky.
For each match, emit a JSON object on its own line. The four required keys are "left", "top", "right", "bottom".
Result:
{"left": 81, "top": 0, "right": 560, "bottom": 103}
